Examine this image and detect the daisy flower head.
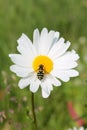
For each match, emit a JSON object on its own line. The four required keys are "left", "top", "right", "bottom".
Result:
{"left": 9, "top": 28, "right": 79, "bottom": 98}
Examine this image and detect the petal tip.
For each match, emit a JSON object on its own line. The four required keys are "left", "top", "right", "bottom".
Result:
{"left": 9, "top": 54, "right": 12, "bottom": 57}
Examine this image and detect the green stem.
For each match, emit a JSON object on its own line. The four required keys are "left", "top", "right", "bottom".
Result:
{"left": 31, "top": 92, "right": 38, "bottom": 130}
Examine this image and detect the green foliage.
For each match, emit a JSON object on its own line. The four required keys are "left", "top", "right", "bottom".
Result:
{"left": 0, "top": 0, "right": 87, "bottom": 129}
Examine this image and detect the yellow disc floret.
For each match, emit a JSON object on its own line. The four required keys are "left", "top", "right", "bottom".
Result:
{"left": 33, "top": 55, "right": 53, "bottom": 73}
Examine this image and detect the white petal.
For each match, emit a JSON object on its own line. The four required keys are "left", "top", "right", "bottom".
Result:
{"left": 53, "top": 50, "right": 79, "bottom": 69}
{"left": 51, "top": 69, "right": 79, "bottom": 82}
{"left": 41, "top": 77, "right": 55, "bottom": 98}
{"left": 41, "top": 88, "right": 51, "bottom": 98}
{"left": 41, "top": 82, "right": 51, "bottom": 98}
{"left": 57, "top": 50, "right": 79, "bottom": 61}
{"left": 9, "top": 54, "right": 32, "bottom": 67}
{"left": 67, "top": 50, "right": 80, "bottom": 61}
{"left": 30, "top": 79, "right": 40, "bottom": 93}
{"left": 10, "top": 65, "right": 33, "bottom": 77}
{"left": 41, "top": 89, "right": 50, "bottom": 98}
{"left": 33, "top": 29, "right": 40, "bottom": 53}
{"left": 46, "top": 31, "right": 60, "bottom": 54}
{"left": 51, "top": 32, "right": 60, "bottom": 45}
{"left": 45, "top": 79, "right": 53, "bottom": 91}
{"left": 48, "top": 37, "right": 65, "bottom": 57}
{"left": 48, "top": 39, "right": 71, "bottom": 59}
{"left": 46, "top": 74, "right": 61, "bottom": 86}
{"left": 18, "top": 78, "right": 30, "bottom": 89}
{"left": 45, "top": 30, "right": 55, "bottom": 53}
{"left": 38, "top": 28, "right": 48, "bottom": 54}
{"left": 38, "top": 29, "right": 60, "bottom": 55}
{"left": 65, "top": 69, "right": 79, "bottom": 77}
{"left": 17, "top": 33, "right": 37, "bottom": 57}
{"left": 55, "top": 61, "right": 78, "bottom": 70}
{"left": 51, "top": 69, "right": 70, "bottom": 82}
{"left": 18, "top": 73, "right": 35, "bottom": 89}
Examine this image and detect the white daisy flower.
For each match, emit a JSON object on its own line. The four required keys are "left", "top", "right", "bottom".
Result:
{"left": 68, "top": 126, "right": 87, "bottom": 130}
{"left": 9, "top": 28, "right": 79, "bottom": 98}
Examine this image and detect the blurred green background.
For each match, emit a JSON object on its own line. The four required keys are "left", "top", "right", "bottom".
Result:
{"left": 0, "top": 0, "right": 87, "bottom": 129}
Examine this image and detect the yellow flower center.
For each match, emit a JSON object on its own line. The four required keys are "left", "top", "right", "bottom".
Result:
{"left": 32, "top": 55, "right": 53, "bottom": 73}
